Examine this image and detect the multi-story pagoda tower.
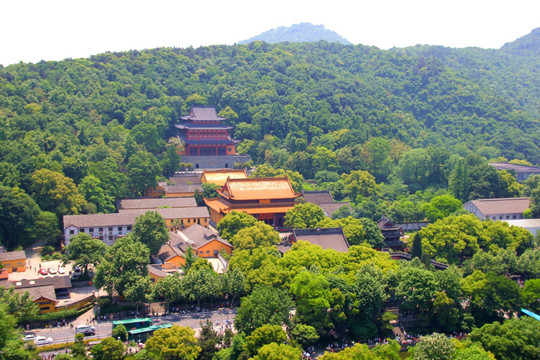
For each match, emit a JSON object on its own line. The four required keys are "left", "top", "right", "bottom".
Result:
{"left": 176, "top": 106, "right": 239, "bottom": 156}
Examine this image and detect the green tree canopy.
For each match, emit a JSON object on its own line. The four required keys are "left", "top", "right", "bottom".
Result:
{"left": 0, "top": 186, "right": 41, "bottom": 250}
{"left": 93, "top": 234, "right": 150, "bottom": 297}
{"left": 244, "top": 325, "right": 287, "bottom": 358}
{"left": 466, "top": 317, "right": 540, "bottom": 360}
{"left": 127, "top": 151, "right": 162, "bottom": 197}
{"left": 412, "top": 333, "right": 455, "bottom": 360}
{"left": 284, "top": 203, "right": 327, "bottom": 228}
{"left": 217, "top": 211, "right": 258, "bottom": 240}
{"left": 234, "top": 285, "right": 294, "bottom": 335}
{"left": 64, "top": 233, "right": 107, "bottom": 275}
{"left": 30, "top": 168, "right": 86, "bottom": 216}
{"left": 145, "top": 325, "right": 201, "bottom": 360}
{"left": 422, "top": 194, "right": 462, "bottom": 223}
{"left": 132, "top": 210, "right": 169, "bottom": 255}
{"left": 230, "top": 221, "right": 280, "bottom": 251}
{"left": 91, "top": 337, "right": 125, "bottom": 360}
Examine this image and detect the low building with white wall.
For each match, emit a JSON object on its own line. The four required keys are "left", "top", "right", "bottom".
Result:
{"left": 463, "top": 197, "right": 530, "bottom": 221}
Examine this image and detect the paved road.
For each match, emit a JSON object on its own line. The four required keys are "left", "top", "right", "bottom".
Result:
{"left": 28, "top": 308, "right": 236, "bottom": 346}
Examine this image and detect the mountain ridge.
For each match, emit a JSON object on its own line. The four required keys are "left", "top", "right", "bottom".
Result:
{"left": 239, "top": 22, "right": 352, "bottom": 45}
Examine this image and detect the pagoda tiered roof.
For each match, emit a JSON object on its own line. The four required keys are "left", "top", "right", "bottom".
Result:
{"left": 180, "top": 106, "right": 226, "bottom": 122}
{"left": 174, "top": 123, "right": 233, "bottom": 130}
{"left": 178, "top": 134, "right": 240, "bottom": 145}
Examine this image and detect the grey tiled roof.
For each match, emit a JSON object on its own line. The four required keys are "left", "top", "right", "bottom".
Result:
{"left": 180, "top": 106, "right": 226, "bottom": 122}
{"left": 278, "top": 227, "right": 350, "bottom": 253}
{"left": 465, "top": 197, "right": 531, "bottom": 216}
{"left": 0, "top": 250, "right": 26, "bottom": 261}
{"left": 117, "top": 198, "right": 197, "bottom": 210}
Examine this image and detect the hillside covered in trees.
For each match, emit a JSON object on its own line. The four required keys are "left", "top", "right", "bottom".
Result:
{"left": 0, "top": 28, "right": 539, "bottom": 249}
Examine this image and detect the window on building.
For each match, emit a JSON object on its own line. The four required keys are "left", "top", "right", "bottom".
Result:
{"left": 109, "top": 227, "right": 113, "bottom": 231}
{"left": 99, "top": 228, "right": 103, "bottom": 232}
{"left": 80, "top": 229, "right": 85, "bottom": 233}
{"left": 127, "top": 226, "right": 132, "bottom": 231}
{"left": 118, "top": 227, "right": 122, "bottom": 231}
{"left": 206, "top": 251, "right": 210, "bottom": 254}
{"left": 99, "top": 236, "right": 103, "bottom": 240}
{"left": 69, "top": 230, "right": 75, "bottom": 235}
{"left": 89, "top": 228, "right": 94, "bottom": 232}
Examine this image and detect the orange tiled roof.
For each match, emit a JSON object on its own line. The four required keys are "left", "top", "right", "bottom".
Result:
{"left": 202, "top": 169, "right": 247, "bottom": 187}
{"left": 220, "top": 177, "right": 300, "bottom": 201}
{"left": 204, "top": 198, "right": 293, "bottom": 215}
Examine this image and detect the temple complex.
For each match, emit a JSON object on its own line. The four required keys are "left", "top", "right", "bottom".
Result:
{"left": 204, "top": 177, "right": 301, "bottom": 226}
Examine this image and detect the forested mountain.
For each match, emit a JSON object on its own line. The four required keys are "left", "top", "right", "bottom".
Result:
{"left": 239, "top": 22, "right": 352, "bottom": 45}
{"left": 1, "top": 29, "right": 540, "bottom": 249}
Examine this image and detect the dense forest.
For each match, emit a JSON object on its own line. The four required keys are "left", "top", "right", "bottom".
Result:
{"left": 1, "top": 28, "right": 540, "bottom": 360}
{"left": 0, "top": 28, "right": 540, "bottom": 251}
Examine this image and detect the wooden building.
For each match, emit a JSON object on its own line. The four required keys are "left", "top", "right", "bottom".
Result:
{"left": 157, "top": 226, "right": 232, "bottom": 270}
{"left": 463, "top": 197, "right": 530, "bottom": 220}
{"left": 201, "top": 169, "right": 248, "bottom": 187}
{"left": 146, "top": 182, "right": 202, "bottom": 198}
{"left": 16, "top": 285, "right": 57, "bottom": 313}
{"left": 64, "top": 207, "right": 209, "bottom": 246}
{"left": 0, "top": 251, "right": 26, "bottom": 273}
{"left": 176, "top": 106, "right": 239, "bottom": 157}
{"left": 377, "top": 217, "right": 404, "bottom": 250}
{"left": 204, "top": 177, "right": 301, "bottom": 226}
{"left": 277, "top": 227, "right": 350, "bottom": 254}
{"left": 117, "top": 197, "right": 197, "bottom": 210}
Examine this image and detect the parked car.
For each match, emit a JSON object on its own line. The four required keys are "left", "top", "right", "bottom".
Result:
{"left": 75, "top": 325, "right": 95, "bottom": 336}
{"left": 48, "top": 268, "right": 57, "bottom": 275}
{"left": 39, "top": 268, "right": 48, "bottom": 276}
{"left": 58, "top": 267, "right": 66, "bottom": 274}
{"left": 34, "top": 336, "right": 53, "bottom": 345}
{"left": 22, "top": 334, "right": 36, "bottom": 342}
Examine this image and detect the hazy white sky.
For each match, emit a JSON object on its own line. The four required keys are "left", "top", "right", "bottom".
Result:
{"left": 1, "top": 0, "right": 539, "bottom": 66}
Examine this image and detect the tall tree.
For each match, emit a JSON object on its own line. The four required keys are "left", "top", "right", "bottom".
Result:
{"left": 131, "top": 211, "right": 169, "bottom": 256}
{"left": 145, "top": 325, "right": 201, "bottom": 360}
{"left": 217, "top": 211, "right": 258, "bottom": 240}
{"left": 124, "top": 274, "right": 153, "bottom": 313}
{"left": 252, "top": 343, "right": 303, "bottom": 360}
{"left": 64, "top": 233, "right": 107, "bottom": 275}
{"left": 155, "top": 272, "right": 183, "bottom": 313}
{"left": 181, "top": 267, "right": 219, "bottom": 307}
{"left": 235, "top": 285, "right": 294, "bottom": 335}
{"left": 127, "top": 151, "right": 162, "bottom": 197}
{"left": 0, "top": 186, "right": 41, "bottom": 250}
{"left": 78, "top": 175, "right": 115, "bottom": 213}
{"left": 244, "top": 325, "right": 287, "bottom": 358}
{"left": 30, "top": 168, "right": 86, "bottom": 216}
{"left": 284, "top": 203, "right": 327, "bottom": 228}
{"left": 230, "top": 222, "right": 280, "bottom": 251}
{"left": 467, "top": 317, "right": 540, "bottom": 360}
{"left": 449, "top": 158, "right": 469, "bottom": 202}
{"left": 93, "top": 234, "right": 150, "bottom": 297}
{"left": 413, "top": 333, "right": 455, "bottom": 360}
{"left": 90, "top": 337, "right": 125, "bottom": 360}
{"left": 411, "top": 232, "right": 422, "bottom": 259}
{"left": 197, "top": 319, "right": 223, "bottom": 360}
